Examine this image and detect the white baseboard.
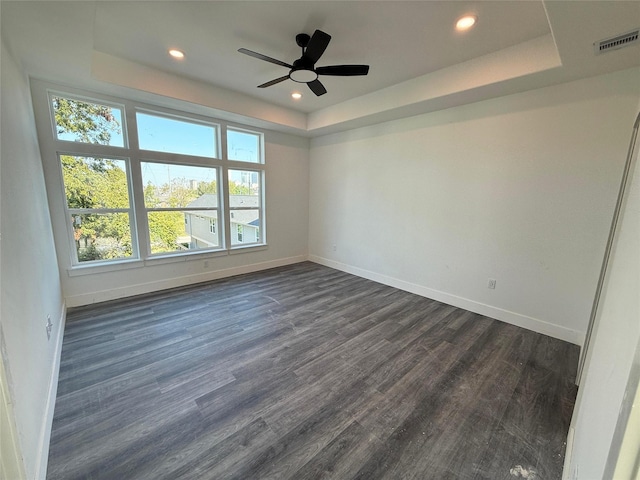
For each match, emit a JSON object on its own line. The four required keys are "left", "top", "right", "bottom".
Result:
{"left": 309, "top": 255, "right": 584, "bottom": 346}
{"left": 65, "top": 252, "right": 584, "bottom": 345}
{"left": 34, "top": 303, "right": 66, "bottom": 480}
{"left": 66, "top": 255, "right": 308, "bottom": 308}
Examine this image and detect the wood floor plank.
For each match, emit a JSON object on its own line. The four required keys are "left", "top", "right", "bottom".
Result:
{"left": 291, "top": 420, "right": 384, "bottom": 480}
{"left": 349, "top": 322, "right": 535, "bottom": 479}
{"left": 473, "top": 336, "right": 579, "bottom": 480}
{"left": 225, "top": 378, "right": 378, "bottom": 480}
{"left": 47, "top": 262, "right": 579, "bottom": 480}
{"left": 159, "top": 417, "right": 277, "bottom": 480}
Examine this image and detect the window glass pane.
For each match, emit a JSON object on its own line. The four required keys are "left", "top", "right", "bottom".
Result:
{"left": 229, "top": 169, "right": 261, "bottom": 246}
{"left": 230, "top": 209, "right": 260, "bottom": 245}
{"left": 185, "top": 210, "right": 220, "bottom": 249}
{"left": 61, "top": 156, "right": 130, "bottom": 209}
{"left": 137, "top": 112, "right": 217, "bottom": 158}
{"left": 52, "top": 96, "right": 124, "bottom": 147}
{"left": 229, "top": 169, "right": 260, "bottom": 207}
{"left": 227, "top": 129, "right": 260, "bottom": 163}
{"left": 142, "top": 163, "right": 218, "bottom": 208}
{"left": 150, "top": 210, "right": 219, "bottom": 254}
{"left": 70, "top": 213, "right": 133, "bottom": 262}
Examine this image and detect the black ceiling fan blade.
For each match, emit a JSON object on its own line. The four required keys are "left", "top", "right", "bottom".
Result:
{"left": 304, "top": 30, "right": 331, "bottom": 64}
{"left": 316, "top": 65, "right": 370, "bottom": 76}
{"left": 257, "top": 75, "right": 290, "bottom": 88}
{"left": 238, "top": 48, "right": 292, "bottom": 69}
{"left": 307, "top": 79, "right": 327, "bottom": 96}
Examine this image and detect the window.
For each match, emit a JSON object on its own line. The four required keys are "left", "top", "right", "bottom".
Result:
{"left": 229, "top": 169, "right": 262, "bottom": 246}
{"left": 136, "top": 112, "right": 217, "bottom": 158}
{"left": 227, "top": 128, "right": 261, "bottom": 163}
{"left": 60, "top": 155, "right": 136, "bottom": 263}
{"left": 51, "top": 95, "right": 125, "bottom": 147}
{"left": 41, "top": 87, "right": 266, "bottom": 268}
{"left": 141, "top": 162, "right": 220, "bottom": 253}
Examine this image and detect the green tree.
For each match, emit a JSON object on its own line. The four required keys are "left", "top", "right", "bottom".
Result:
{"left": 158, "top": 178, "right": 201, "bottom": 208}
{"left": 197, "top": 180, "right": 217, "bottom": 196}
{"left": 229, "top": 181, "right": 251, "bottom": 195}
{"left": 148, "top": 212, "right": 185, "bottom": 253}
{"left": 53, "top": 96, "right": 121, "bottom": 144}
{"left": 61, "top": 155, "right": 97, "bottom": 208}
{"left": 144, "top": 181, "right": 159, "bottom": 207}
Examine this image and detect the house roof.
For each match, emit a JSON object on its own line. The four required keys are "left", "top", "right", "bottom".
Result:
{"left": 185, "top": 194, "right": 259, "bottom": 209}
{"left": 185, "top": 194, "right": 260, "bottom": 226}
{"left": 185, "top": 194, "right": 218, "bottom": 209}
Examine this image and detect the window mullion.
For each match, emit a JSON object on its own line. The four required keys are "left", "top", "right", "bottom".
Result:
{"left": 125, "top": 103, "right": 149, "bottom": 260}
{"left": 130, "top": 159, "right": 148, "bottom": 259}
{"left": 221, "top": 127, "right": 232, "bottom": 250}
{"left": 221, "top": 169, "right": 232, "bottom": 250}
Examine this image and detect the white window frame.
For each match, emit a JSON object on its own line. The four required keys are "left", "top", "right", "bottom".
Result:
{"left": 228, "top": 167, "right": 264, "bottom": 247}
{"left": 139, "top": 159, "right": 222, "bottom": 256}
{"left": 60, "top": 154, "right": 139, "bottom": 264}
{"left": 30, "top": 81, "right": 267, "bottom": 274}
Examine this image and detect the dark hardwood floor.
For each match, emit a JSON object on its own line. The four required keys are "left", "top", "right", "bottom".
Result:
{"left": 47, "top": 262, "right": 579, "bottom": 480}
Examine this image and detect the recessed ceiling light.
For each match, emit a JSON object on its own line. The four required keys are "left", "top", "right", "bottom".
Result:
{"left": 291, "top": 92, "right": 303, "bottom": 100}
{"left": 169, "top": 49, "right": 185, "bottom": 59}
{"left": 456, "top": 15, "right": 477, "bottom": 31}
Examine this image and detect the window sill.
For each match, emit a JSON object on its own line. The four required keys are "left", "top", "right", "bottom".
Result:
{"left": 144, "top": 249, "right": 227, "bottom": 266}
{"left": 67, "top": 259, "right": 144, "bottom": 277}
{"left": 229, "top": 244, "right": 268, "bottom": 254}
{"left": 67, "top": 244, "right": 268, "bottom": 276}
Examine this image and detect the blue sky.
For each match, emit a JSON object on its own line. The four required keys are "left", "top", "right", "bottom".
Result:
{"left": 137, "top": 113, "right": 260, "bottom": 186}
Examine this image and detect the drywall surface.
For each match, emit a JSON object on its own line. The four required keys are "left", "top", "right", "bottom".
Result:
{"left": 565, "top": 105, "right": 640, "bottom": 479}
{"left": 0, "top": 338, "right": 25, "bottom": 480}
{"left": 59, "top": 129, "right": 310, "bottom": 307}
{"left": 309, "top": 67, "right": 640, "bottom": 345}
{"left": 1, "top": 39, "right": 66, "bottom": 479}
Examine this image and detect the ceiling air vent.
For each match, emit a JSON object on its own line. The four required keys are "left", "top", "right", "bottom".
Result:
{"left": 594, "top": 29, "right": 639, "bottom": 55}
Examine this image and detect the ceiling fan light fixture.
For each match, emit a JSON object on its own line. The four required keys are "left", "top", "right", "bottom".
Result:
{"left": 168, "top": 48, "right": 185, "bottom": 59}
{"left": 289, "top": 69, "right": 318, "bottom": 83}
{"left": 456, "top": 15, "right": 477, "bottom": 31}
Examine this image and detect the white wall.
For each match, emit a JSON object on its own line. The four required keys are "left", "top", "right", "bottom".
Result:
{"left": 1, "top": 39, "right": 66, "bottom": 479}
{"left": 565, "top": 105, "right": 640, "bottom": 479}
{"left": 58, "top": 128, "right": 310, "bottom": 307}
{"left": 309, "top": 67, "right": 640, "bottom": 345}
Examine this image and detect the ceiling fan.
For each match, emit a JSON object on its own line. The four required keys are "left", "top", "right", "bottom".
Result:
{"left": 238, "top": 29, "right": 369, "bottom": 96}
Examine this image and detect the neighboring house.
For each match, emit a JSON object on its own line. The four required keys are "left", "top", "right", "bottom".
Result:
{"left": 184, "top": 193, "right": 260, "bottom": 248}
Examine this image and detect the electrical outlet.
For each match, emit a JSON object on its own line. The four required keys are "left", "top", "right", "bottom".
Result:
{"left": 204, "top": 260, "right": 209, "bottom": 269}
{"left": 487, "top": 278, "right": 497, "bottom": 289}
{"left": 332, "top": 244, "right": 337, "bottom": 252}
{"left": 46, "top": 315, "right": 53, "bottom": 340}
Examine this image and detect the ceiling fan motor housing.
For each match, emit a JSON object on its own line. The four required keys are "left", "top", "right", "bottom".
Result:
{"left": 296, "top": 33, "right": 311, "bottom": 48}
